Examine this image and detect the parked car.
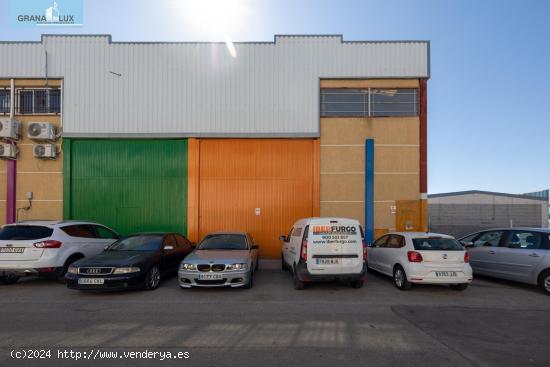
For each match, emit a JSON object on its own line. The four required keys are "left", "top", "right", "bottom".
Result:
{"left": 367, "top": 232, "right": 473, "bottom": 291}
{"left": 280, "top": 217, "right": 367, "bottom": 290}
{"left": 0, "top": 220, "right": 119, "bottom": 284}
{"left": 179, "top": 232, "right": 259, "bottom": 289}
{"left": 65, "top": 233, "right": 193, "bottom": 291}
{"left": 459, "top": 228, "right": 550, "bottom": 295}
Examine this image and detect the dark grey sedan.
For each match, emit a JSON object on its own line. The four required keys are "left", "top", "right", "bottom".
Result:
{"left": 460, "top": 228, "right": 550, "bottom": 295}
{"left": 178, "top": 232, "right": 259, "bottom": 289}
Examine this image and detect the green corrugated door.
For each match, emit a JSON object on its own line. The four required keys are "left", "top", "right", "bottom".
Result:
{"left": 64, "top": 139, "right": 187, "bottom": 236}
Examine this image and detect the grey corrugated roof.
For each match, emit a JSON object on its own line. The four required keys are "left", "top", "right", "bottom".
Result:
{"left": 428, "top": 190, "right": 549, "bottom": 202}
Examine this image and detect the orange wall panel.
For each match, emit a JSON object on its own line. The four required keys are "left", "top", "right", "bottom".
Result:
{"left": 198, "top": 139, "right": 316, "bottom": 259}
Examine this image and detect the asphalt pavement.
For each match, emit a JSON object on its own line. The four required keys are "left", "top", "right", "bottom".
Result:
{"left": 1, "top": 264, "right": 549, "bottom": 367}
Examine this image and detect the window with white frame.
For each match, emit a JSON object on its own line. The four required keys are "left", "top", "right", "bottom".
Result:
{"left": 320, "top": 88, "right": 418, "bottom": 117}
{"left": 16, "top": 88, "right": 61, "bottom": 115}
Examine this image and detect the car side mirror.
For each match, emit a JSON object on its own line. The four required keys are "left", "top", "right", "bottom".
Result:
{"left": 164, "top": 245, "right": 174, "bottom": 251}
{"left": 251, "top": 245, "right": 259, "bottom": 250}
{"left": 462, "top": 241, "right": 474, "bottom": 248}
{"left": 103, "top": 245, "right": 110, "bottom": 251}
{"left": 279, "top": 235, "right": 287, "bottom": 242}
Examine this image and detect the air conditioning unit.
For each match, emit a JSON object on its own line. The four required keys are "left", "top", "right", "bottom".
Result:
{"left": 33, "top": 144, "right": 57, "bottom": 159}
{"left": 27, "top": 122, "right": 56, "bottom": 141}
{"left": 0, "top": 143, "right": 17, "bottom": 159}
{"left": 0, "top": 118, "right": 21, "bottom": 140}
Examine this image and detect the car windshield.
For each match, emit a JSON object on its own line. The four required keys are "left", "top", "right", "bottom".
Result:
{"left": 0, "top": 225, "right": 53, "bottom": 240}
{"left": 107, "top": 235, "right": 163, "bottom": 252}
{"left": 198, "top": 234, "right": 248, "bottom": 250}
{"left": 412, "top": 238, "right": 463, "bottom": 251}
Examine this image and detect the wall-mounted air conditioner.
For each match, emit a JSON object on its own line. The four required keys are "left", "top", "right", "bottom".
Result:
{"left": 27, "top": 122, "right": 56, "bottom": 141}
{"left": 0, "top": 143, "right": 17, "bottom": 159}
{"left": 33, "top": 144, "right": 57, "bottom": 159}
{"left": 0, "top": 118, "right": 21, "bottom": 140}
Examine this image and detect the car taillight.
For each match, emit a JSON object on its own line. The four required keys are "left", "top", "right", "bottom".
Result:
{"left": 300, "top": 240, "right": 308, "bottom": 261}
{"left": 407, "top": 251, "right": 423, "bottom": 263}
{"left": 464, "top": 252, "right": 470, "bottom": 263}
{"left": 363, "top": 240, "right": 368, "bottom": 261}
{"left": 33, "top": 240, "right": 62, "bottom": 248}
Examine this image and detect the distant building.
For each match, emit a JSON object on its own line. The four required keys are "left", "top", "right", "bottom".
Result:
{"left": 428, "top": 190, "right": 549, "bottom": 238}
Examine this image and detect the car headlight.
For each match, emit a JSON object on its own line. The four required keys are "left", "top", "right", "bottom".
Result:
{"left": 180, "top": 263, "right": 197, "bottom": 271}
{"left": 226, "top": 263, "right": 247, "bottom": 271}
{"left": 67, "top": 266, "right": 78, "bottom": 274}
{"left": 113, "top": 267, "right": 140, "bottom": 274}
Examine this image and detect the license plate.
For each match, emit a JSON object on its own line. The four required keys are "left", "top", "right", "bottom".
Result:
{"left": 198, "top": 273, "right": 223, "bottom": 280}
{"left": 78, "top": 278, "right": 105, "bottom": 285}
{"left": 0, "top": 247, "right": 25, "bottom": 253}
{"left": 435, "top": 271, "right": 457, "bottom": 277}
{"left": 316, "top": 258, "right": 340, "bottom": 265}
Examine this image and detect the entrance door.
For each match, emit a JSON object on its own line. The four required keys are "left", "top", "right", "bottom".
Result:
{"left": 198, "top": 139, "right": 315, "bottom": 259}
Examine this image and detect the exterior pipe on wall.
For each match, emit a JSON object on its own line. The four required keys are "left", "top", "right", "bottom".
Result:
{"left": 364, "top": 139, "right": 374, "bottom": 244}
{"left": 419, "top": 79, "right": 428, "bottom": 195}
{"left": 6, "top": 78, "right": 16, "bottom": 223}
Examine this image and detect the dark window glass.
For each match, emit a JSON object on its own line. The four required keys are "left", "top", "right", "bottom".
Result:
{"left": 321, "top": 88, "right": 418, "bottom": 117}
{"left": 175, "top": 235, "right": 191, "bottom": 251}
{"left": 16, "top": 89, "right": 61, "bottom": 114}
{"left": 108, "top": 235, "right": 163, "bottom": 252}
{"left": 412, "top": 238, "right": 463, "bottom": 251}
{"left": 94, "top": 226, "right": 118, "bottom": 239}
{"left": 371, "top": 89, "right": 418, "bottom": 116}
{"left": 18, "top": 91, "right": 34, "bottom": 114}
{"left": 164, "top": 234, "right": 177, "bottom": 249}
{"left": 34, "top": 90, "right": 47, "bottom": 113}
{"left": 48, "top": 89, "right": 61, "bottom": 113}
{"left": 0, "top": 90, "right": 10, "bottom": 114}
{"left": 0, "top": 225, "right": 53, "bottom": 240}
{"left": 473, "top": 231, "right": 503, "bottom": 248}
{"left": 291, "top": 227, "right": 303, "bottom": 237}
{"left": 387, "top": 235, "right": 405, "bottom": 248}
{"left": 198, "top": 234, "right": 248, "bottom": 250}
{"left": 505, "top": 231, "right": 542, "bottom": 250}
{"left": 61, "top": 225, "right": 96, "bottom": 238}
{"left": 373, "top": 235, "right": 389, "bottom": 248}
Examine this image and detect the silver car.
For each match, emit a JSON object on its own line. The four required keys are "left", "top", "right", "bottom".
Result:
{"left": 178, "top": 232, "right": 259, "bottom": 289}
{"left": 459, "top": 228, "right": 550, "bottom": 295}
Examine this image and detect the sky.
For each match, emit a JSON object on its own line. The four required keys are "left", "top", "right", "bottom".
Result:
{"left": 1, "top": 0, "right": 549, "bottom": 195}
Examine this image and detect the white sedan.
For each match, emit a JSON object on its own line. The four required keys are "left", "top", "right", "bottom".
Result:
{"left": 367, "top": 232, "right": 473, "bottom": 290}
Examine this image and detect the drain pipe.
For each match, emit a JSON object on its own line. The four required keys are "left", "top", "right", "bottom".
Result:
{"left": 6, "top": 78, "right": 16, "bottom": 223}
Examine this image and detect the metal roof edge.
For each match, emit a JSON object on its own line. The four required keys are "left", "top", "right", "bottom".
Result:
{"left": 0, "top": 34, "right": 430, "bottom": 47}
{"left": 428, "top": 190, "right": 549, "bottom": 202}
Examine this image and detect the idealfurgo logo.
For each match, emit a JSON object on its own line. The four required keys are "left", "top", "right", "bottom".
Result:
{"left": 11, "top": 0, "right": 83, "bottom": 27}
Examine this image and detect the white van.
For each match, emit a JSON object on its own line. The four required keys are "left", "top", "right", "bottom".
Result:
{"left": 280, "top": 218, "right": 367, "bottom": 289}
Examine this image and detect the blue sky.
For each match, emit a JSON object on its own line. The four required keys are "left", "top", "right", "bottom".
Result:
{"left": 1, "top": 0, "right": 549, "bottom": 195}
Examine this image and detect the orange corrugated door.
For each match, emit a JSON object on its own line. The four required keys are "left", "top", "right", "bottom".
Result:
{"left": 199, "top": 139, "right": 315, "bottom": 259}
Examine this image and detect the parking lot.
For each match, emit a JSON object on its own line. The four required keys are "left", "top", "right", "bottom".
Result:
{"left": 1, "top": 264, "right": 549, "bottom": 367}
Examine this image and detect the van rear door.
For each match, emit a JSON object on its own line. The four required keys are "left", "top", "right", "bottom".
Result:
{"left": 307, "top": 221, "right": 362, "bottom": 275}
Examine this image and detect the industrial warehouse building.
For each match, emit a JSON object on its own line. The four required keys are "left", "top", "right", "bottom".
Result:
{"left": 0, "top": 35, "right": 430, "bottom": 258}
{"left": 429, "top": 190, "right": 550, "bottom": 238}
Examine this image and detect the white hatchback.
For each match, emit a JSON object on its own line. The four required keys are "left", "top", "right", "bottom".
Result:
{"left": 0, "top": 220, "right": 119, "bottom": 284}
{"left": 367, "top": 232, "right": 473, "bottom": 290}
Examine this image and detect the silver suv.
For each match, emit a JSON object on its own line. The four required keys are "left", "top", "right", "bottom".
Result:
{"left": 459, "top": 228, "right": 550, "bottom": 295}
{"left": 0, "top": 220, "right": 119, "bottom": 284}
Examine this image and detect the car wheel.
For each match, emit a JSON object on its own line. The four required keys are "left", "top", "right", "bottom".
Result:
{"left": 450, "top": 283, "right": 469, "bottom": 291}
{"left": 351, "top": 279, "right": 364, "bottom": 289}
{"left": 144, "top": 266, "right": 161, "bottom": 290}
{"left": 244, "top": 271, "right": 254, "bottom": 289}
{"left": 0, "top": 274, "right": 20, "bottom": 285}
{"left": 393, "top": 265, "right": 412, "bottom": 290}
{"left": 293, "top": 266, "right": 305, "bottom": 290}
{"left": 538, "top": 270, "right": 550, "bottom": 296}
{"left": 281, "top": 254, "right": 287, "bottom": 271}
